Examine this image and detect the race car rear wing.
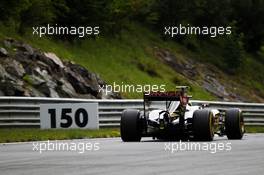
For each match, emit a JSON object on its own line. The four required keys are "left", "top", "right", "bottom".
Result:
{"left": 143, "top": 87, "right": 191, "bottom": 115}
{"left": 144, "top": 91, "right": 182, "bottom": 101}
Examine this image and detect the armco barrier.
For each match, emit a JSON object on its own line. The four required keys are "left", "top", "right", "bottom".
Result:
{"left": 0, "top": 97, "right": 263, "bottom": 128}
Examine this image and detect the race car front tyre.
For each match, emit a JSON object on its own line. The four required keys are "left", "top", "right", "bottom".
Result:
{"left": 225, "top": 108, "right": 244, "bottom": 139}
{"left": 193, "top": 110, "right": 214, "bottom": 141}
{"left": 121, "top": 109, "right": 142, "bottom": 142}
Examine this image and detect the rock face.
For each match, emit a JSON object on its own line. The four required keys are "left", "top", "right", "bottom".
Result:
{"left": 0, "top": 38, "right": 120, "bottom": 99}
{"left": 154, "top": 47, "right": 263, "bottom": 102}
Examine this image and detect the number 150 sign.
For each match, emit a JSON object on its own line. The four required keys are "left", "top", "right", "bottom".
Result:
{"left": 40, "top": 103, "right": 99, "bottom": 129}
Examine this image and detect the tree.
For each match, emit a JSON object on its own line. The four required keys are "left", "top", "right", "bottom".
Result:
{"left": 19, "top": 0, "right": 55, "bottom": 33}
{"left": 231, "top": 0, "right": 264, "bottom": 52}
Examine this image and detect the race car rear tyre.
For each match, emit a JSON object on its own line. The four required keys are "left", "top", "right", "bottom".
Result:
{"left": 193, "top": 110, "right": 214, "bottom": 141}
{"left": 225, "top": 108, "right": 244, "bottom": 139}
{"left": 121, "top": 109, "right": 142, "bottom": 142}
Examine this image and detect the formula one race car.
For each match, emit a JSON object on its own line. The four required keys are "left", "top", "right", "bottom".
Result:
{"left": 120, "top": 86, "right": 245, "bottom": 141}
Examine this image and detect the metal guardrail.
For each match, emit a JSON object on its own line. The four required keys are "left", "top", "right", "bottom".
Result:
{"left": 0, "top": 97, "right": 264, "bottom": 128}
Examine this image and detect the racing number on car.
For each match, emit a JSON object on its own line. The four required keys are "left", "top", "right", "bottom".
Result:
{"left": 48, "top": 108, "right": 89, "bottom": 128}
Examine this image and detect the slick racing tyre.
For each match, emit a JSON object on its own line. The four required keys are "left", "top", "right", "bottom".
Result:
{"left": 225, "top": 108, "right": 244, "bottom": 139}
{"left": 120, "top": 109, "right": 142, "bottom": 142}
{"left": 193, "top": 109, "right": 214, "bottom": 141}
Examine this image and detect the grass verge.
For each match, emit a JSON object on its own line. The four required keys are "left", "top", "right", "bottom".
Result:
{"left": 0, "top": 126, "right": 263, "bottom": 143}
{"left": 245, "top": 126, "right": 264, "bottom": 133}
{"left": 0, "top": 128, "right": 120, "bottom": 143}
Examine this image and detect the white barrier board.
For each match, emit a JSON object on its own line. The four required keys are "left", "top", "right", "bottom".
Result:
{"left": 40, "top": 103, "right": 98, "bottom": 129}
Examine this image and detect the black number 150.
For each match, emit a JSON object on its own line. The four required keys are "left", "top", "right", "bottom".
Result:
{"left": 48, "top": 108, "right": 89, "bottom": 128}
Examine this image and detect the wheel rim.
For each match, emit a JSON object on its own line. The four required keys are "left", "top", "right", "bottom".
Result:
{"left": 209, "top": 112, "right": 214, "bottom": 138}
{"left": 239, "top": 113, "right": 245, "bottom": 134}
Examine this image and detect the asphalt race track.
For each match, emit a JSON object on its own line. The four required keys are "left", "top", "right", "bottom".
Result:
{"left": 0, "top": 134, "right": 263, "bottom": 175}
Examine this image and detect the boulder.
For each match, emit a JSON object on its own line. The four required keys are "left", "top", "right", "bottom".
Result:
{"left": 5, "top": 59, "right": 25, "bottom": 78}
{"left": 64, "top": 62, "right": 99, "bottom": 97}
{"left": 23, "top": 74, "right": 45, "bottom": 86}
{"left": 0, "top": 48, "right": 8, "bottom": 57}
{"left": 0, "top": 81, "right": 25, "bottom": 96}
{"left": 44, "top": 52, "right": 64, "bottom": 68}
{"left": 57, "top": 78, "right": 77, "bottom": 97}
{"left": 16, "top": 43, "right": 34, "bottom": 55}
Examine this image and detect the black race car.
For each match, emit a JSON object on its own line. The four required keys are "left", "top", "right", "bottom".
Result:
{"left": 120, "top": 86, "right": 245, "bottom": 141}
